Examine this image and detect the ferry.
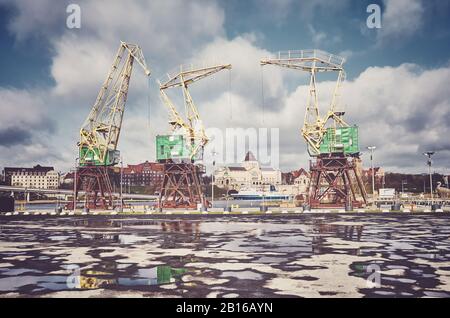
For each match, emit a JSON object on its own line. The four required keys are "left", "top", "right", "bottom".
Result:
{"left": 231, "top": 187, "right": 291, "bottom": 201}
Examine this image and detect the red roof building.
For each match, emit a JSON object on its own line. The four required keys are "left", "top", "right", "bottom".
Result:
{"left": 122, "top": 161, "right": 164, "bottom": 187}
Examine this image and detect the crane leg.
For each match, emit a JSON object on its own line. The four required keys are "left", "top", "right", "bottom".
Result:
{"left": 72, "top": 166, "right": 114, "bottom": 210}
{"left": 158, "top": 162, "right": 206, "bottom": 210}
{"left": 308, "top": 154, "right": 367, "bottom": 209}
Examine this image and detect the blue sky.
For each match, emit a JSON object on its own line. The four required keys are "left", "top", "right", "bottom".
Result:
{"left": 2, "top": 0, "right": 450, "bottom": 86}
{"left": 0, "top": 7, "right": 53, "bottom": 88}
{"left": 0, "top": 0, "right": 450, "bottom": 174}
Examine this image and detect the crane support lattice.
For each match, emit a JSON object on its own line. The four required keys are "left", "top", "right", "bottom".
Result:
{"left": 73, "top": 41, "right": 150, "bottom": 210}
{"left": 261, "top": 50, "right": 347, "bottom": 156}
{"left": 157, "top": 63, "right": 231, "bottom": 209}
{"left": 261, "top": 49, "right": 367, "bottom": 209}
{"left": 159, "top": 64, "right": 231, "bottom": 161}
{"left": 79, "top": 41, "right": 150, "bottom": 166}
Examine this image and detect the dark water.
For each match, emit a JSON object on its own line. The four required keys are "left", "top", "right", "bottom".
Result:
{"left": 0, "top": 214, "right": 450, "bottom": 298}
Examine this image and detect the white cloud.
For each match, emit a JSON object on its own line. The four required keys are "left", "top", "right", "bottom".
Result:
{"left": 265, "top": 62, "right": 450, "bottom": 172}
{"left": 0, "top": 0, "right": 65, "bottom": 41}
{"left": 188, "top": 60, "right": 450, "bottom": 174}
{"left": 51, "top": 35, "right": 115, "bottom": 97}
{"left": 345, "top": 63, "right": 450, "bottom": 158}
{"left": 0, "top": 88, "right": 49, "bottom": 130}
{"left": 78, "top": 0, "right": 225, "bottom": 59}
{"left": 0, "top": 0, "right": 227, "bottom": 171}
{"left": 1, "top": 0, "right": 449, "bottom": 177}
{"left": 192, "top": 35, "right": 286, "bottom": 109}
{"left": 307, "top": 24, "right": 342, "bottom": 48}
{"left": 377, "top": 0, "right": 425, "bottom": 45}
{"left": 308, "top": 25, "right": 327, "bottom": 47}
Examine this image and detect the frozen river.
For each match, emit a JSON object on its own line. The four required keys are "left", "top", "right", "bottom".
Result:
{"left": 0, "top": 214, "right": 450, "bottom": 297}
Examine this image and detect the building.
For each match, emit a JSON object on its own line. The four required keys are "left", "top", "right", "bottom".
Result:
{"left": 278, "top": 168, "right": 310, "bottom": 196}
{"left": 121, "top": 161, "right": 164, "bottom": 187}
{"left": 363, "top": 167, "right": 385, "bottom": 188}
{"left": 214, "top": 151, "right": 282, "bottom": 191}
{"left": 3, "top": 165, "right": 60, "bottom": 189}
{"left": 293, "top": 169, "right": 310, "bottom": 194}
{"left": 60, "top": 161, "right": 164, "bottom": 192}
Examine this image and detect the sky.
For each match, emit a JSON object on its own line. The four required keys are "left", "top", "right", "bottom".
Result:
{"left": 0, "top": 0, "right": 449, "bottom": 175}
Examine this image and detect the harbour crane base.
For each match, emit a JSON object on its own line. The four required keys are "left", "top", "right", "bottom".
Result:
{"left": 308, "top": 154, "right": 368, "bottom": 209}
{"left": 157, "top": 163, "right": 207, "bottom": 209}
{"left": 74, "top": 166, "right": 115, "bottom": 210}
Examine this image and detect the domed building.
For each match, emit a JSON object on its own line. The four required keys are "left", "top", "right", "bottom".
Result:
{"left": 214, "top": 151, "right": 282, "bottom": 191}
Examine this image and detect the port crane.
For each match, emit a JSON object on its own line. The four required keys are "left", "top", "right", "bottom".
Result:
{"left": 261, "top": 50, "right": 367, "bottom": 208}
{"left": 74, "top": 41, "right": 151, "bottom": 210}
{"left": 261, "top": 50, "right": 348, "bottom": 156}
{"left": 157, "top": 63, "right": 232, "bottom": 209}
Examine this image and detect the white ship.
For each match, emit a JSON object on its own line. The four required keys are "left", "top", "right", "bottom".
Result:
{"left": 231, "top": 187, "right": 291, "bottom": 201}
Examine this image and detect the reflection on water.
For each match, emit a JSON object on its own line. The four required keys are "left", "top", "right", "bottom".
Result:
{"left": 119, "top": 266, "right": 187, "bottom": 287}
{"left": 78, "top": 265, "right": 186, "bottom": 289}
{"left": 73, "top": 219, "right": 121, "bottom": 229}
{"left": 311, "top": 221, "right": 365, "bottom": 255}
{"left": 0, "top": 274, "right": 68, "bottom": 292}
{"left": 1, "top": 214, "right": 450, "bottom": 297}
{"left": 73, "top": 219, "right": 202, "bottom": 245}
{"left": 80, "top": 233, "right": 120, "bottom": 241}
{"left": 313, "top": 222, "right": 364, "bottom": 241}
{"left": 0, "top": 265, "right": 186, "bottom": 292}
{"left": 161, "top": 221, "right": 200, "bottom": 235}
{"left": 19, "top": 200, "right": 272, "bottom": 211}
{"left": 220, "top": 270, "right": 263, "bottom": 280}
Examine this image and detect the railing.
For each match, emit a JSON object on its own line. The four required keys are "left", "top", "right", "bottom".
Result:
{"left": 159, "top": 61, "right": 230, "bottom": 85}
{"left": 275, "top": 50, "right": 345, "bottom": 67}
{"left": 0, "top": 185, "right": 158, "bottom": 200}
{"left": 375, "top": 197, "right": 450, "bottom": 207}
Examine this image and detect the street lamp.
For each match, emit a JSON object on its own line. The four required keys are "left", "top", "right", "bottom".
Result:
{"left": 223, "top": 191, "right": 231, "bottom": 212}
{"left": 73, "top": 157, "right": 79, "bottom": 212}
{"left": 401, "top": 180, "right": 407, "bottom": 196}
{"left": 211, "top": 150, "right": 218, "bottom": 209}
{"left": 367, "top": 146, "right": 377, "bottom": 198}
{"left": 120, "top": 157, "right": 124, "bottom": 212}
{"left": 421, "top": 173, "right": 427, "bottom": 194}
{"left": 423, "top": 151, "right": 435, "bottom": 204}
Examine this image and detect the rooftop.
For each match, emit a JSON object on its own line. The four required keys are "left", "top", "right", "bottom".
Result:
{"left": 123, "top": 161, "right": 163, "bottom": 174}
{"left": 228, "top": 166, "right": 247, "bottom": 171}
{"left": 244, "top": 151, "right": 257, "bottom": 162}
{"left": 4, "top": 165, "right": 54, "bottom": 173}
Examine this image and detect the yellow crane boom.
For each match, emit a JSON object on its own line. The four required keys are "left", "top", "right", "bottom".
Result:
{"left": 261, "top": 50, "right": 348, "bottom": 156}
{"left": 79, "top": 41, "right": 151, "bottom": 166}
{"left": 158, "top": 63, "right": 231, "bottom": 161}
